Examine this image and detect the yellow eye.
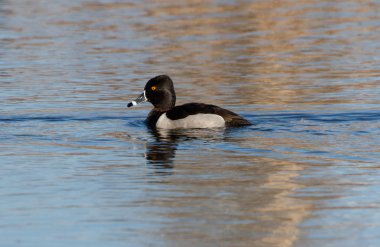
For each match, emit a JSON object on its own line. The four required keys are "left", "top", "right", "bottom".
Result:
{"left": 151, "top": 86, "right": 157, "bottom": 91}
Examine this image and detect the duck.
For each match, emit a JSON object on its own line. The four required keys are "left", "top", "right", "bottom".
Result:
{"left": 127, "top": 75, "right": 251, "bottom": 129}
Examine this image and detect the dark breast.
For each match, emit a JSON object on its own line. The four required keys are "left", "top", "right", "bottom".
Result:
{"left": 146, "top": 110, "right": 165, "bottom": 128}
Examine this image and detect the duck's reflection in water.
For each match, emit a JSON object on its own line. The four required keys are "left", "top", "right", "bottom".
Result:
{"left": 145, "top": 129, "right": 177, "bottom": 170}
{"left": 145, "top": 129, "right": 179, "bottom": 170}
{"left": 145, "top": 128, "right": 227, "bottom": 170}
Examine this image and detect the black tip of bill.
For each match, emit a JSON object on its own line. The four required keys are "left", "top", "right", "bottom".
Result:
{"left": 127, "top": 91, "right": 146, "bottom": 108}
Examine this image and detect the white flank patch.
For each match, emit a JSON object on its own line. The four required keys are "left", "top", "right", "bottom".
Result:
{"left": 156, "top": 113, "right": 225, "bottom": 129}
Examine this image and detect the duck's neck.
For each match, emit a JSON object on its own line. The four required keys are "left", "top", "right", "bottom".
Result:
{"left": 154, "top": 93, "right": 176, "bottom": 112}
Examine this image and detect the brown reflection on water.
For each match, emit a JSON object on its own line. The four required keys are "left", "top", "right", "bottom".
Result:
{"left": 146, "top": 152, "right": 310, "bottom": 247}
{"left": 127, "top": 1, "right": 380, "bottom": 108}
{"left": 3, "top": 0, "right": 379, "bottom": 108}
{"left": 139, "top": 128, "right": 314, "bottom": 246}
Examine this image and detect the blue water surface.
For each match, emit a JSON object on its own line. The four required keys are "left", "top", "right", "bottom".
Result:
{"left": 1, "top": 1, "right": 380, "bottom": 247}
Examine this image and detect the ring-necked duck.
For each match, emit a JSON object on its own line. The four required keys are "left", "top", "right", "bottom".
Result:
{"left": 128, "top": 75, "right": 251, "bottom": 129}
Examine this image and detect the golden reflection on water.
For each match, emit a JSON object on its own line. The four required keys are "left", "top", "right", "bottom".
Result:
{"left": 146, "top": 147, "right": 311, "bottom": 247}
{"left": 126, "top": 1, "right": 380, "bottom": 108}
{"left": 5, "top": 0, "right": 379, "bottom": 108}
{"left": 138, "top": 127, "right": 315, "bottom": 246}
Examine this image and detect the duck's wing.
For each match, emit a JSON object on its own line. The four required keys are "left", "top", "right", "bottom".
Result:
{"left": 166, "top": 103, "right": 251, "bottom": 127}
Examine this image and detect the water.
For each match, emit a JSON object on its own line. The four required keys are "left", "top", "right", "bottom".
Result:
{"left": 1, "top": 1, "right": 380, "bottom": 246}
